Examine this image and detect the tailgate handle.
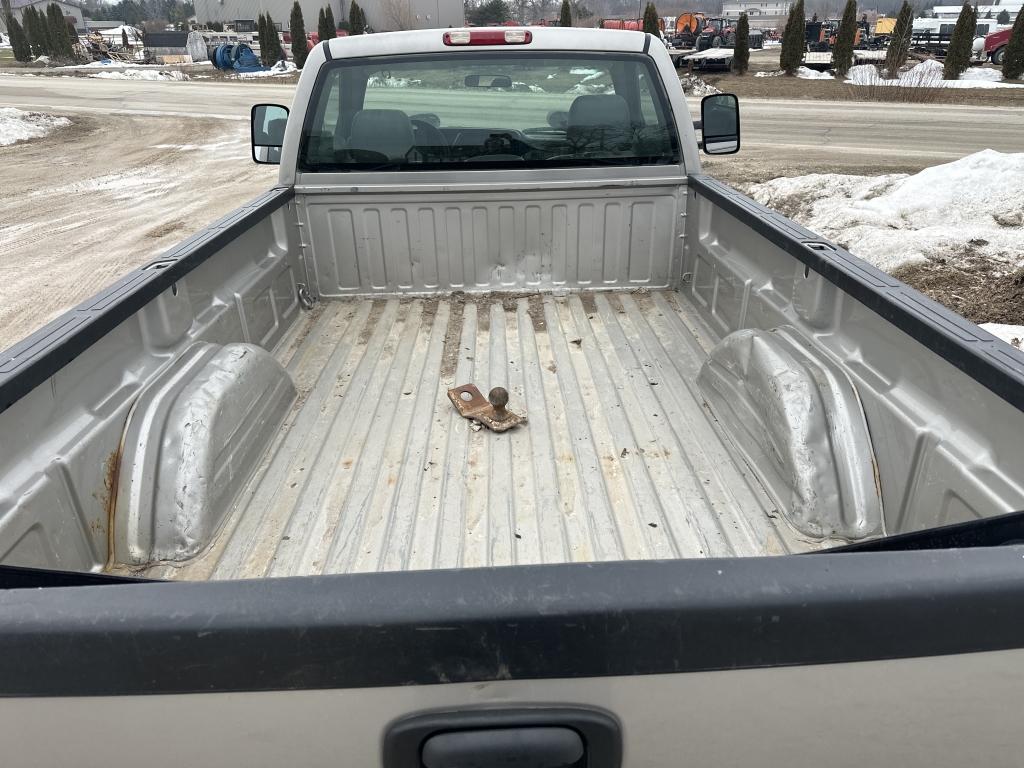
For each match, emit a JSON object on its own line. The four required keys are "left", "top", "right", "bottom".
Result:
{"left": 384, "top": 707, "right": 620, "bottom": 768}
{"left": 422, "top": 727, "right": 583, "bottom": 768}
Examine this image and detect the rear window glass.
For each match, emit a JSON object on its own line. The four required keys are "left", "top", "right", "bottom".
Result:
{"left": 299, "top": 53, "right": 680, "bottom": 172}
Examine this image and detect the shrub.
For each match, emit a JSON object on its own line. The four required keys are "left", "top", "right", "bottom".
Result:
{"left": 324, "top": 6, "right": 337, "bottom": 38}
{"left": 642, "top": 2, "right": 659, "bottom": 35}
{"left": 780, "top": 0, "right": 805, "bottom": 75}
{"left": 350, "top": 1, "right": 366, "bottom": 34}
{"left": 559, "top": 0, "right": 571, "bottom": 27}
{"left": 885, "top": 1, "right": 913, "bottom": 78}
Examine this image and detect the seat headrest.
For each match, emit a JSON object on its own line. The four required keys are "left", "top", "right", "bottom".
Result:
{"left": 349, "top": 109, "right": 415, "bottom": 161}
{"left": 568, "top": 94, "right": 631, "bottom": 130}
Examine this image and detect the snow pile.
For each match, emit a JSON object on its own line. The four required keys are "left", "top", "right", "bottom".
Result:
{"left": 797, "top": 66, "right": 833, "bottom": 79}
{"left": 755, "top": 69, "right": 784, "bottom": 77}
{"left": 679, "top": 74, "right": 721, "bottom": 96}
{"left": 748, "top": 150, "right": 1024, "bottom": 272}
{"left": 980, "top": 324, "right": 1024, "bottom": 350}
{"left": 846, "top": 59, "right": 1024, "bottom": 89}
{"left": 0, "top": 107, "right": 71, "bottom": 146}
{"left": 90, "top": 70, "right": 189, "bottom": 81}
{"left": 1, "top": 33, "right": 11, "bottom": 49}
{"left": 235, "top": 60, "right": 299, "bottom": 79}
{"left": 567, "top": 82, "right": 614, "bottom": 94}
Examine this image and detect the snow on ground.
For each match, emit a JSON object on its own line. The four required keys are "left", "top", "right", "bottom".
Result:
{"left": 755, "top": 69, "right": 784, "bottom": 77}
{"left": 0, "top": 107, "right": 71, "bottom": 146}
{"left": 797, "top": 66, "right": 833, "bottom": 79}
{"left": 235, "top": 60, "right": 298, "bottom": 79}
{"left": 846, "top": 59, "right": 1024, "bottom": 89}
{"left": 980, "top": 323, "right": 1024, "bottom": 350}
{"left": 90, "top": 70, "right": 189, "bottom": 81}
{"left": 748, "top": 150, "right": 1024, "bottom": 273}
{"left": 679, "top": 74, "right": 721, "bottom": 96}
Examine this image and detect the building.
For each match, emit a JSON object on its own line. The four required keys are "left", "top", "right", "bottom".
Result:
{"left": 721, "top": 0, "right": 789, "bottom": 29}
{"left": 931, "top": 2, "right": 1020, "bottom": 18}
{"left": 1, "top": 0, "right": 85, "bottom": 33}
{"left": 191, "top": 0, "right": 463, "bottom": 34}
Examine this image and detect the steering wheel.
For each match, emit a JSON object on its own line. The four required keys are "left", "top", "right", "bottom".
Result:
{"left": 411, "top": 118, "right": 448, "bottom": 160}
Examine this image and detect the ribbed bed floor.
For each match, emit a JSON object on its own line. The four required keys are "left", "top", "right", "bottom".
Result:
{"left": 148, "top": 290, "right": 825, "bottom": 581}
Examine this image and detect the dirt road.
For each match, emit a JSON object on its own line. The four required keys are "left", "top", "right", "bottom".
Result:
{"left": 2, "top": 74, "right": 1023, "bottom": 348}
{"left": 0, "top": 112, "right": 275, "bottom": 347}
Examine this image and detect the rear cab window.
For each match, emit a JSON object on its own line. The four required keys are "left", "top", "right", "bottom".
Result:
{"left": 299, "top": 52, "right": 680, "bottom": 172}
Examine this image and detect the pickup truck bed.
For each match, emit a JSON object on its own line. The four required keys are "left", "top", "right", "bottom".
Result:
{"left": 137, "top": 289, "right": 825, "bottom": 581}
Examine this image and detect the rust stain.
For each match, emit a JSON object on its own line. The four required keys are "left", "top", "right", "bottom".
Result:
{"left": 101, "top": 443, "right": 124, "bottom": 571}
{"left": 342, "top": 458, "right": 354, "bottom": 470}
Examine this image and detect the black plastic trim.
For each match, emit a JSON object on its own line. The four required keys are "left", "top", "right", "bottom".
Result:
{"left": 322, "top": 38, "right": 333, "bottom": 60}
{"left": 2, "top": 548, "right": 1024, "bottom": 697}
{"left": 0, "top": 186, "right": 294, "bottom": 415}
{"left": 687, "top": 174, "right": 1024, "bottom": 412}
{"left": 643, "top": 33, "right": 651, "bottom": 54}
{"left": 822, "top": 509, "right": 1024, "bottom": 552}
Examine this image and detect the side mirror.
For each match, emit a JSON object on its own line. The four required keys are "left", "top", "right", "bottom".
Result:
{"left": 251, "top": 103, "right": 289, "bottom": 164}
{"left": 700, "top": 93, "right": 740, "bottom": 155}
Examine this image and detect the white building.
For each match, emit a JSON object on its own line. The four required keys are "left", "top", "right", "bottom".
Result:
{"left": 0, "top": 0, "right": 85, "bottom": 34}
{"left": 931, "top": 3, "right": 1020, "bottom": 20}
{"left": 721, "top": 0, "right": 790, "bottom": 28}
{"left": 191, "top": 0, "right": 463, "bottom": 34}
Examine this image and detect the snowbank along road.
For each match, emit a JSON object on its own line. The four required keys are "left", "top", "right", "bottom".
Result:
{"left": 1, "top": 74, "right": 1023, "bottom": 349}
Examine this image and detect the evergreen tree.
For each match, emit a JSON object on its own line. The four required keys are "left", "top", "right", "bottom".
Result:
{"left": 22, "top": 6, "right": 45, "bottom": 57}
{"left": 324, "top": 6, "right": 336, "bottom": 37}
{"left": 122, "top": 28, "right": 130, "bottom": 48}
{"left": 317, "top": 7, "right": 328, "bottom": 40}
{"left": 832, "top": 0, "right": 857, "bottom": 76}
{"left": 780, "top": 0, "right": 805, "bottom": 75}
{"left": 349, "top": 0, "right": 365, "bottom": 33}
{"left": 1002, "top": 10, "right": 1024, "bottom": 79}
{"left": 559, "top": 0, "right": 571, "bottom": 26}
{"left": 266, "top": 13, "right": 284, "bottom": 60}
{"left": 46, "top": 3, "right": 73, "bottom": 59}
{"left": 2, "top": 0, "right": 32, "bottom": 62}
{"left": 885, "top": 0, "right": 913, "bottom": 78}
{"left": 732, "top": 12, "right": 749, "bottom": 73}
{"left": 257, "top": 12, "right": 268, "bottom": 65}
{"left": 996, "top": 8, "right": 1010, "bottom": 23}
{"left": 642, "top": 2, "right": 659, "bottom": 35}
{"left": 943, "top": 2, "right": 976, "bottom": 79}
{"left": 290, "top": 1, "right": 308, "bottom": 67}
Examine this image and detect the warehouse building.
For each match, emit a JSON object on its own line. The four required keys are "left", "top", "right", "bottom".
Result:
{"left": 720, "top": 0, "right": 789, "bottom": 30}
{"left": 191, "top": 0, "right": 463, "bottom": 34}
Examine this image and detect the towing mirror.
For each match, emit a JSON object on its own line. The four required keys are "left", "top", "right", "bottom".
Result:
{"left": 700, "top": 93, "right": 740, "bottom": 155}
{"left": 251, "top": 103, "right": 289, "bottom": 164}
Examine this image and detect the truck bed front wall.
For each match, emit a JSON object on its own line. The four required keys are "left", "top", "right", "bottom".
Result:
{"left": 297, "top": 180, "right": 685, "bottom": 297}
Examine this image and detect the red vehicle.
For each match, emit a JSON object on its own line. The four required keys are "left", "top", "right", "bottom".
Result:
{"left": 984, "top": 27, "right": 1012, "bottom": 65}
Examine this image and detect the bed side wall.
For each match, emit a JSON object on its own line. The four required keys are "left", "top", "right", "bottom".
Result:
{"left": 684, "top": 177, "right": 1024, "bottom": 533}
{"left": 0, "top": 197, "right": 304, "bottom": 572}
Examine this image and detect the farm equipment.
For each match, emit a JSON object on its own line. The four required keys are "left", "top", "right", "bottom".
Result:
{"left": 694, "top": 18, "right": 763, "bottom": 51}
{"left": 599, "top": 17, "right": 665, "bottom": 32}
{"left": 981, "top": 26, "right": 1013, "bottom": 64}
{"left": 671, "top": 12, "right": 705, "bottom": 48}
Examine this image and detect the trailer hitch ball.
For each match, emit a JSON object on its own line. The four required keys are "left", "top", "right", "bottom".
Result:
{"left": 488, "top": 387, "right": 510, "bottom": 420}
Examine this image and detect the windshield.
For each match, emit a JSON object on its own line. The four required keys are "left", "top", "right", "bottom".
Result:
{"left": 298, "top": 53, "right": 680, "bottom": 171}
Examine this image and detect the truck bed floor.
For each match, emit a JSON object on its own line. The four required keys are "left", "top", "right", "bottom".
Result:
{"left": 147, "top": 290, "right": 826, "bottom": 580}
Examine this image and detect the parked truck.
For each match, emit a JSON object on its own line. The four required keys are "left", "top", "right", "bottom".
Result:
{"left": 1, "top": 26, "right": 1024, "bottom": 766}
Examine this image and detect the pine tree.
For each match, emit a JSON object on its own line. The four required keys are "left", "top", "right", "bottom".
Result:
{"left": 943, "top": 2, "right": 976, "bottom": 79}
{"left": 122, "top": 28, "right": 129, "bottom": 48}
{"left": 831, "top": 0, "right": 857, "bottom": 76}
{"left": 1002, "top": 10, "right": 1024, "bottom": 79}
{"left": 350, "top": 0, "right": 365, "bottom": 34}
{"left": 22, "top": 6, "right": 44, "bottom": 57}
{"left": 559, "top": 0, "right": 571, "bottom": 26}
{"left": 996, "top": 8, "right": 1010, "bottom": 23}
{"left": 780, "top": 0, "right": 805, "bottom": 75}
{"left": 885, "top": 0, "right": 913, "bottom": 78}
{"left": 2, "top": 0, "right": 32, "bottom": 62}
{"left": 290, "top": 1, "right": 308, "bottom": 67}
{"left": 324, "top": 6, "right": 337, "bottom": 37}
{"left": 317, "top": 8, "right": 328, "bottom": 40}
{"left": 732, "top": 13, "right": 749, "bottom": 73}
{"left": 642, "top": 2, "right": 659, "bottom": 35}
{"left": 257, "top": 13, "right": 268, "bottom": 65}
{"left": 266, "top": 13, "right": 284, "bottom": 61}
{"left": 46, "top": 3, "right": 72, "bottom": 59}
